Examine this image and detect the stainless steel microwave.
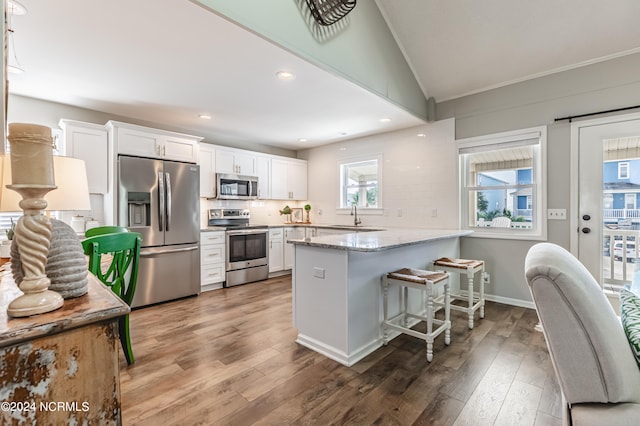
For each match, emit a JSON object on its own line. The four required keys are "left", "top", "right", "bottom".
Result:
{"left": 215, "top": 173, "right": 259, "bottom": 200}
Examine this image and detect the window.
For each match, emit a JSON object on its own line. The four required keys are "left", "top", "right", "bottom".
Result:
{"left": 339, "top": 156, "right": 381, "bottom": 209}
{"left": 618, "top": 162, "right": 630, "bottom": 179}
{"left": 625, "top": 193, "right": 636, "bottom": 209}
{"left": 458, "top": 127, "right": 546, "bottom": 239}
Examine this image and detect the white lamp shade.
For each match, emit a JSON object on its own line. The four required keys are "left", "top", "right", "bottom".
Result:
{"left": 0, "top": 155, "right": 92, "bottom": 212}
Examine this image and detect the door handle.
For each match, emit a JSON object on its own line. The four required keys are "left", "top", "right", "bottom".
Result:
{"left": 582, "top": 227, "right": 591, "bottom": 234}
{"left": 165, "top": 172, "right": 172, "bottom": 231}
{"left": 583, "top": 214, "right": 591, "bottom": 221}
{"left": 158, "top": 171, "right": 165, "bottom": 232}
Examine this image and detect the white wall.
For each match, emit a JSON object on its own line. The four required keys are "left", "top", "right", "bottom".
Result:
{"left": 438, "top": 51, "right": 640, "bottom": 307}
{"left": 297, "top": 119, "right": 457, "bottom": 229}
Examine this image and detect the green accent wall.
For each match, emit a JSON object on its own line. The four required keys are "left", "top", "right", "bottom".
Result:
{"left": 193, "top": 0, "right": 427, "bottom": 120}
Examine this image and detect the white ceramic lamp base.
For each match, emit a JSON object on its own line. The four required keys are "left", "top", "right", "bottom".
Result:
{"left": 7, "top": 283, "right": 63, "bottom": 317}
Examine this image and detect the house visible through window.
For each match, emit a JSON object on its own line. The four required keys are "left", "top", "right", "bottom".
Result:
{"left": 618, "top": 162, "right": 630, "bottom": 179}
{"left": 339, "top": 156, "right": 381, "bottom": 209}
{"left": 458, "top": 126, "right": 546, "bottom": 239}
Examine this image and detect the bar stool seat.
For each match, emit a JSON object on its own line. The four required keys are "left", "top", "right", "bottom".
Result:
{"left": 382, "top": 268, "right": 451, "bottom": 362}
{"left": 433, "top": 257, "right": 485, "bottom": 329}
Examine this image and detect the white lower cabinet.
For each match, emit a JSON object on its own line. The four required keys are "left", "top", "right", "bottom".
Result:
{"left": 284, "top": 227, "right": 305, "bottom": 270}
{"left": 201, "top": 231, "right": 225, "bottom": 290}
{"left": 269, "top": 228, "right": 284, "bottom": 273}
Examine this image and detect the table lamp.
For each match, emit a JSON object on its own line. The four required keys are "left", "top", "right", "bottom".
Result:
{"left": 0, "top": 155, "right": 91, "bottom": 213}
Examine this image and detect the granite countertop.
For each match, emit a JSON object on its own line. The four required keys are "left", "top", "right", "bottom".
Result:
{"left": 201, "top": 224, "right": 384, "bottom": 232}
{"left": 0, "top": 267, "right": 130, "bottom": 348}
{"left": 201, "top": 226, "right": 227, "bottom": 232}
{"left": 288, "top": 228, "right": 473, "bottom": 252}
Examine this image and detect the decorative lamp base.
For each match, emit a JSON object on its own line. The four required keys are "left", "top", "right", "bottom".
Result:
{"left": 7, "top": 287, "right": 64, "bottom": 317}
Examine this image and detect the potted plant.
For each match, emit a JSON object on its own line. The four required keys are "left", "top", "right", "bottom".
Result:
{"left": 1, "top": 219, "right": 15, "bottom": 258}
{"left": 304, "top": 204, "right": 311, "bottom": 223}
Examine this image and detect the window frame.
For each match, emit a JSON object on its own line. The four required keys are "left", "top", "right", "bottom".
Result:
{"left": 618, "top": 161, "right": 630, "bottom": 179}
{"left": 336, "top": 154, "right": 383, "bottom": 215}
{"left": 457, "top": 126, "right": 547, "bottom": 240}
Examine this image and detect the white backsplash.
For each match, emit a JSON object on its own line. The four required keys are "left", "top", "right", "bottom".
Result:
{"left": 199, "top": 119, "right": 457, "bottom": 230}
{"left": 199, "top": 198, "right": 303, "bottom": 228}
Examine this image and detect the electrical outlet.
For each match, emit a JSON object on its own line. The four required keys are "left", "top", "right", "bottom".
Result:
{"left": 483, "top": 272, "right": 490, "bottom": 284}
{"left": 431, "top": 208, "right": 438, "bottom": 217}
{"left": 312, "top": 267, "right": 325, "bottom": 279}
{"left": 397, "top": 209, "right": 403, "bottom": 217}
{"left": 547, "top": 209, "right": 567, "bottom": 220}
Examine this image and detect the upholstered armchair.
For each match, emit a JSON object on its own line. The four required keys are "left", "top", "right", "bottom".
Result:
{"left": 525, "top": 242, "right": 640, "bottom": 426}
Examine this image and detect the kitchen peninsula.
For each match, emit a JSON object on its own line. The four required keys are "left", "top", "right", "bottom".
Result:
{"left": 290, "top": 228, "right": 472, "bottom": 366}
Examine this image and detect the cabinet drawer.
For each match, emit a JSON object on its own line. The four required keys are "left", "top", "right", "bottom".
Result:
{"left": 201, "top": 232, "right": 225, "bottom": 245}
{"left": 201, "top": 264, "right": 225, "bottom": 285}
{"left": 269, "top": 228, "right": 283, "bottom": 238}
{"left": 201, "top": 244, "right": 224, "bottom": 264}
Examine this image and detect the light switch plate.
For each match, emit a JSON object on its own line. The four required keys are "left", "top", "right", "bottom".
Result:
{"left": 547, "top": 209, "right": 566, "bottom": 220}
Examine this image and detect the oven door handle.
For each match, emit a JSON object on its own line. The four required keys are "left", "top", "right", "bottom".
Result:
{"left": 226, "top": 229, "right": 269, "bottom": 236}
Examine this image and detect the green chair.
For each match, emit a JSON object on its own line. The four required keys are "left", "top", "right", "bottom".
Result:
{"left": 82, "top": 232, "right": 142, "bottom": 365}
{"left": 85, "top": 225, "right": 129, "bottom": 238}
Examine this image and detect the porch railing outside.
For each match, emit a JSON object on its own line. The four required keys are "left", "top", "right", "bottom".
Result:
{"left": 603, "top": 208, "right": 640, "bottom": 220}
{"left": 602, "top": 228, "right": 640, "bottom": 291}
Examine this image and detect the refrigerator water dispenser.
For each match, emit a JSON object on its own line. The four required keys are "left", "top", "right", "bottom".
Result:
{"left": 127, "top": 192, "right": 150, "bottom": 227}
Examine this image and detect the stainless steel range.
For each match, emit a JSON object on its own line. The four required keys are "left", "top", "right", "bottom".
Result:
{"left": 208, "top": 208, "right": 268, "bottom": 287}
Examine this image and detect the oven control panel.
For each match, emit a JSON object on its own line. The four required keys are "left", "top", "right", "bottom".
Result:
{"left": 208, "top": 208, "right": 250, "bottom": 220}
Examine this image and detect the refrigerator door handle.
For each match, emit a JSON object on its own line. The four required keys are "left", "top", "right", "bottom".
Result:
{"left": 140, "top": 246, "right": 198, "bottom": 256}
{"left": 165, "top": 172, "right": 172, "bottom": 231}
{"left": 158, "top": 171, "right": 165, "bottom": 232}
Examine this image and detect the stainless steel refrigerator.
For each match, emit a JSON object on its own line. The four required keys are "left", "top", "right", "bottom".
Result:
{"left": 118, "top": 155, "right": 200, "bottom": 308}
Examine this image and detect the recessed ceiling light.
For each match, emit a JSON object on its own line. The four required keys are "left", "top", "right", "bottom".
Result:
{"left": 298, "top": 138, "right": 308, "bottom": 143}
{"left": 417, "top": 133, "right": 426, "bottom": 137}
{"left": 379, "top": 117, "right": 392, "bottom": 123}
{"left": 7, "top": 0, "right": 27, "bottom": 15}
{"left": 198, "top": 114, "right": 212, "bottom": 120}
{"left": 276, "top": 70, "right": 296, "bottom": 81}
{"left": 339, "top": 132, "right": 348, "bottom": 136}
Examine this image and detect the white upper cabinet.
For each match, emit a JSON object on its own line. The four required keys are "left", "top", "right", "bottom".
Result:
{"left": 207, "top": 144, "right": 307, "bottom": 201}
{"left": 255, "top": 155, "right": 270, "bottom": 199}
{"left": 107, "top": 121, "right": 201, "bottom": 163}
{"left": 215, "top": 148, "right": 256, "bottom": 175}
{"left": 271, "top": 158, "right": 308, "bottom": 200}
{"left": 199, "top": 143, "right": 215, "bottom": 198}
{"left": 58, "top": 119, "right": 108, "bottom": 194}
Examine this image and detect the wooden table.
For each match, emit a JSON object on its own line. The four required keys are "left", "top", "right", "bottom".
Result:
{"left": 0, "top": 266, "right": 129, "bottom": 425}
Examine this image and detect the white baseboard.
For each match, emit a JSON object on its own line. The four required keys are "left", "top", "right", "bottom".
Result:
{"left": 455, "top": 290, "right": 535, "bottom": 310}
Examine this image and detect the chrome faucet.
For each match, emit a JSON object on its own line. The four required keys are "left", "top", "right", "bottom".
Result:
{"left": 351, "top": 204, "right": 362, "bottom": 226}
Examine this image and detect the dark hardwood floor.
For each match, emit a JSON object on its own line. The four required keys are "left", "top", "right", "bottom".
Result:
{"left": 119, "top": 275, "right": 562, "bottom": 426}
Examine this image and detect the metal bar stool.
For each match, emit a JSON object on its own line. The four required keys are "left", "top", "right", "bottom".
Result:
{"left": 433, "top": 257, "right": 485, "bottom": 329}
{"left": 382, "top": 268, "right": 451, "bottom": 362}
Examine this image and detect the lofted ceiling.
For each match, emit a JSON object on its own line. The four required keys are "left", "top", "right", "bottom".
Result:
{"left": 376, "top": 0, "right": 640, "bottom": 101}
{"left": 7, "top": 0, "right": 640, "bottom": 152}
